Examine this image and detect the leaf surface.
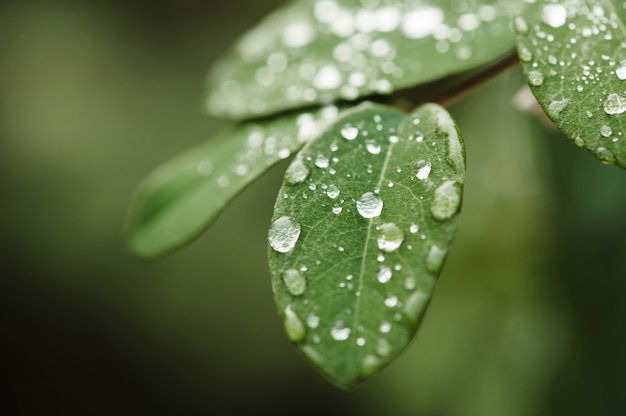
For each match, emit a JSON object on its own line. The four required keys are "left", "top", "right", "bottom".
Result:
{"left": 515, "top": 0, "right": 626, "bottom": 168}
{"left": 127, "top": 106, "right": 339, "bottom": 258}
{"left": 267, "top": 102, "right": 465, "bottom": 388}
{"left": 206, "top": 0, "right": 515, "bottom": 119}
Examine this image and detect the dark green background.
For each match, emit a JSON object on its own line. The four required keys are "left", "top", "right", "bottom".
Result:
{"left": 1, "top": 1, "right": 624, "bottom": 414}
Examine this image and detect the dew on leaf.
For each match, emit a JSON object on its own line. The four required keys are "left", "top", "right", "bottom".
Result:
{"left": 401, "top": 7, "right": 444, "bottom": 39}
{"left": 404, "top": 291, "right": 429, "bottom": 321}
{"left": 269, "top": 216, "right": 301, "bottom": 253}
{"left": 600, "top": 125, "right": 613, "bottom": 137}
{"left": 326, "top": 184, "right": 340, "bottom": 198}
{"left": 404, "top": 276, "right": 417, "bottom": 291}
{"left": 361, "top": 355, "right": 383, "bottom": 377}
{"left": 314, "top": 65, "right": 342, "bottom": 90}
{"left": 409, "top": 224, "right": 419, "bottom": 234}
{"left": 384, "top": 295, "right": 399, "bottom": 307}
{"left": 603, "top": 93, "right": 626, "bottom": 115}
{"left": 425, "top": 244, "right": 447, "bottom": 273}
{"left": 596, "top": 147, "right": 616, "bottom": 164}
{"left": 528, "top": 70, "right": 545, "bottom": 87}
{"left": 306, "top": 313, "right": 320, "bottom": 329}
{"left": 366, "top": 141, "right": 382, "bottom": 155}
{"left": 341, "top": 126, "right": 359, "bottom": 140}
{"left": 284, "top": 305, "right": 306, "bottom": 342}
{"left": 430, "top": 181, "right": 462, "bottom": 221}
{"left": 547, "top": 99, "right": 568, "bottom": 119}
{"left": 330, "top": 321, "right": 351, "bottom": 341}
{"left": 416, "top": 160, "right": 432, "bottom": 180}
{"left": 357, "top": 192, "right": 383, "bottom": 218}
{"left": 377, "top": 265, "right": 392, "bottom": 283}
{"left": 377, "top": 223, "right": 405, "bottom": 253}
{"left": 541, "top": 4, "right": 567, "bottom": 28}
{"left": 332, "top": 204, "right": 343, "bottom": 214}
{"left": 315, "top": 154, "right": 330, "bottom": 168}
{"left": 379, "top": 320, "right": 392, "bottom": 334}
{"left": 282, "top": 268, "right": 306, "bottom": 296}
{"left": 376, "top": 338, "right": 392, "bottom": 357}
{"left": 616, "top": 60, "right": 626, "bottom": 80}
{"left": 285, "top": 158, "right": 309, "bottom": 185}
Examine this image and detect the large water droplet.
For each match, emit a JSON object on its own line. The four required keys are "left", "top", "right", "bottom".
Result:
{"left": 357, "top": 192, "right": 383, "bottom": 218}
{"left": 541, "top": 4, "right": 567, "bottom": 28}
{"left": 616, "top": 60, "right": 626, "bottom": 80}
{"left": 315, "top": 154, "right": 330, "bottom": 168}
{"left": 384, "top": 294, "right": 399, "bottom": 307}
{"left": 376, "top": 338, "right": 392, "bottom": 357}
{"left": 377, "top": 265, "right": 392, "bottom": 283}
{"left": 596, "top": 147, "right": 616, "bottom": 164}
{"left": 269, "top": 216, "right": 301, "bottom": 253}
{"left": 547, "top": 99, "right": 568, "bottom": 119}
{"left": 425, "top": 244, "right": 447, "bottom": 273}
{"left": 603, "top": 93, "right": 626, "bottom": 115}
{"left": 285, "top": 159, "right": 309, "bottom": 185}
{"left": 282, "top": 268, "right": 306, "bottom": 296}
{"left": 404, "top": 291, "right": 429, "bottom": 321}
{"left": 416, "top": 160, "right": 432, "bottom": 180}
{"left": 528, "top": 70, "right": 545, "bottom": 87}
{"left": 600, "top": 125, "right": 613, "bottom": 137}
{"left": 430, "top": 181, "right": 462, "bottom": 221}
{"left": 377, "top": 223, "right": 405, "bottom": 252}
{"left": 284, "top": 305, "right": 306, "bottom": 342}
{"left": 341, "top": 125, "right": 359, "bottom": 140}
{"left": 326, "top": 184, "right": 340, "bottom": 198}
{"left": 330, "top": 321, "right": 351, "bottom": 341}
{"left": 513, "top": 16, "right": 528, "bottom": 34}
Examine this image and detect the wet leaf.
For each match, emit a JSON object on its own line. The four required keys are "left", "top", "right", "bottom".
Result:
{"left": 515, "top": 0, "right": 626, "bottom": 168}
{"left": 127, "top": 106, "right": 339, "bottom": 258}
{"left": 206, "top": 0, "right": 515, "bottom": 120}
{"left": 267, "top": 102, "right": 466, "bottom": 388}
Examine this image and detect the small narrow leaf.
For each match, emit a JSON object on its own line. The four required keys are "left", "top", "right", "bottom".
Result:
{"left": 267, "top": 102, "right": 466, "bottom": 388}
{"left": 206, "top": 0, "right": 515, "bottom": 120}
{"left": 515, "top": 0, "right": 626, "bottom": 168}
{"left": 126, "top": 106, "right": 339, "bottom": 258}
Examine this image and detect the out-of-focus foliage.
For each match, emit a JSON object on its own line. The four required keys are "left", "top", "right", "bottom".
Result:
{"left": 1, "top": 1, "right": 625, "bottom": 415}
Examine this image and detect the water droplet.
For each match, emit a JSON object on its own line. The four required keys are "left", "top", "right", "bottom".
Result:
{"left": 376, "top": 338, "right": 392, "bottom": 357}
{"left": 269, "top": 216, "right": 301, "bottom": 253}
{"left": 366, "top": 141, "right": 382, "bottom": 155}
{"left": 603, "top": 93, "right": 626, "bottom": 115}
{"left": 330, "top": 321, "right": 351, "bottom": 341}
{"left": 332, "top": 204, "right": 342, "bottom": 214}
{"left": 379, "top": 321, "right": 392, "bottom": 333}
{"left": 356, "top": 192, "right": 383, "bottom": 218}
{"left": 284, "top": 305, "right": 306, "bottom": 342}
{"left": 518, "top": 47, "right": 532, "bottom": 62}
{"left": 596, "top": 147, "right": 616, "bottom": 164}
{"left": 282, "top": 269, "right": 306, "bottom": 296}
{"left": 416, "top": 160, "right": 432, "bottom": 180}
{"left": 574, "top": 136, "right": 585, "bottom": 147}
{"left": 313, "top": 65, "right": 342, "bottom": 90}
{"left": 541, "top": 4, "right": 567, "bottom": 28}
{"left": 547, "top": 99, "right": 568, "bottom": 119}
{"left": 616, "top": 60, "right": 626, "bottom": 80}
{"left": 513, "top": 16, "right": 528, "bottom": 34}
{"left": 377, "top": 265, "right": 392, "bottom": 283}
{"left": 315, "top": 154, "right": 330, "bottom": 168}
{"left": 341, "top": 126, "right": 359, "bottom": 140}
{"left": 600, "top": 125, "right": 613, "bottom": 137}
{"left": 404, "top": 276, "right": 417, "bottom": 290}
{"left": 586, "top": 111, "right": 593, "bottom": 118}
{"left": 361, "top": 354, "right": 383, "bottom": 376}
{"left": 384, "top": 295, "right": 399, "bottom": 308}
{"left": 306, "top": 313, "right": 320, "bottom": 329}
{"left": 430, "top": 181, "right": 462, "bottom": 221}
{"left": 217, "top": 175, "right": 230, "bottom": 188}
{"left": 377, "top": 223, "right": 405, "bottom": 252}
{"left": 326, "top": 184, "right": 340, "bottom": 198}
{"left": 404, "top": 291, "right": 429, "bottom": 321}
{"left": 409, "top": 224, "right": 419, "bottom": 234}
{"left": 528, "top": 70, "right": 545, "bottom": 87}
{"left": 425, "top": 244, "right": 447, "bottom": 273}
{"left": 402, "top": 6, "right": 444, "bottom": 39}
{"left": 356, "top": 337, "right": 366, "bottom": 346}
{"left": 285, "top": 159, "right": 309, "bottom": 185}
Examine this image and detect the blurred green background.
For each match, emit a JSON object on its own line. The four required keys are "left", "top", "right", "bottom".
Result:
{"left": 1, "top": 1, "right": 625, "bottom": 414}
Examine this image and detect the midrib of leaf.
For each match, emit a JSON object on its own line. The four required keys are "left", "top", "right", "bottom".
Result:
{"left": 352, "top": 139, "right": 396, "bottom": 354}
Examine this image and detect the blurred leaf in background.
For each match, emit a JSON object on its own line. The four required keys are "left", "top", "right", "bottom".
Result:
{"left": 0, "top": 1, "right": 625, "bottom": 415}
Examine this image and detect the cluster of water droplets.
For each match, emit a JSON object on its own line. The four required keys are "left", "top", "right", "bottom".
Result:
{"left": 515, "top": 0, "right": 625, "bottom": 165}
{"left": 207, "top": 0, "right": 512, "bottom": 117}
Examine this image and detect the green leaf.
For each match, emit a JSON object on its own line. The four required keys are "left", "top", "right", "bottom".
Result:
{"left": 515, "top": 0, "right": 626, "bottom": 168}
{"left": 267, "top": 102, "right": 466, "bottom": 388}
{"left": 126, "top": 106, "right": 339, "bottom": 258}
{"left": 206, "top": 0, "right": 515, "bottom": 120}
